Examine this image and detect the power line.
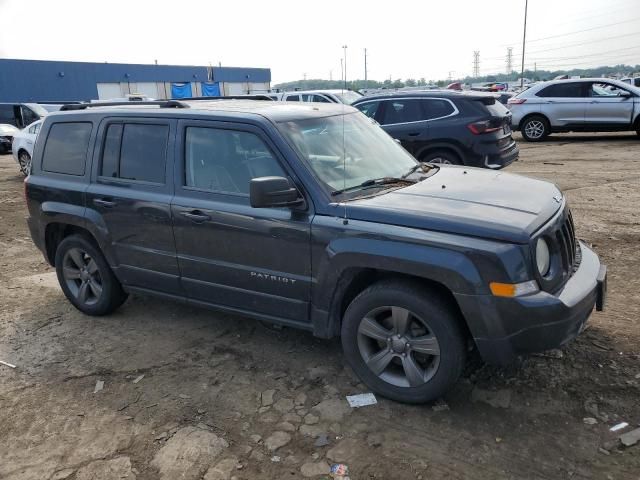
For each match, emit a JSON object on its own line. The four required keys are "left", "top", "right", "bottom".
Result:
{"left": 518, "top": 16, "right": 640, "bottom": 45}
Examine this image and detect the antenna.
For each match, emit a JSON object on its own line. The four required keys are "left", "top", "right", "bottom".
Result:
{"left": 341, "top": 45, "right": 348, "bottom": 225}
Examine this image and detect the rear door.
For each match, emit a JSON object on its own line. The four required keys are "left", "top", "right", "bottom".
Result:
{"left": 536, "top": 82, "right": 587, "bottom": 126}
{"left": 171, "top": 119, "right": 312, "bottom": 324}
{"left": 585, "top": 82, "right": 634, "bottom": 126}
{"left": 86, "top": 117, "right": 182, "bottom": 295}
{"left": 377, "top": 98, "right": 430, "bottom": 155}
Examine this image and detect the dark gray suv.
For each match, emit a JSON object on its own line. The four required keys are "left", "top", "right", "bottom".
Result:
{"left": 25, "top": 100, "right": 606, "bottom": 403}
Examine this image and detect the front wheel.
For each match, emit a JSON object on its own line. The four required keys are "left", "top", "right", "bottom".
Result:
{"left": 341, "top": 281, "right": 466, "bottom": 404}
{"left": 521, "top": 116, "right": 550, "bottom": 142}
{"left": 18, "top": 151, "right": 31, "bottom": 176}
{"left": 55, "top": 235, "right": 128, "bottom": 316}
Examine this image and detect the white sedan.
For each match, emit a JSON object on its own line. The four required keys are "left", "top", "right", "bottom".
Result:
{"left": 12, "top": 120, "right": 42, "bottom": 176}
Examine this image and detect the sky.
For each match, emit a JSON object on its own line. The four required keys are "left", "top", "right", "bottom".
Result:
{"left": 0, "top": 0, "right": 639, "bottom": 84}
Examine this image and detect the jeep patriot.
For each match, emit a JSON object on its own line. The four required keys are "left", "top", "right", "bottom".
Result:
{"left": 25, "top": 100, "right": 607, "bottom": 403}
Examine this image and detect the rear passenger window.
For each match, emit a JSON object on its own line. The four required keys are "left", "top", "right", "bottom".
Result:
{"left": 381, "top": 99, "right": 423, "bottom": 124}
{"left": 99, "top": 123, "right": 168, "bottom": 183}
{"left": 421, "top": 99, "right": 455, "bottom": 119}
{"left": 42, "top": 122, "right": 92, "bottom": 176}
{"left": 355, "top": 101, "right": 380, "bottom": 119}
{"left": 184, "top": 127, "right": 286, "bottom": 195}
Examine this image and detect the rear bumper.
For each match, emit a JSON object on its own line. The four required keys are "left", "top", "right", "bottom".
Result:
{"left": 466, "top": 141, "right": 519, "bottom": 169}
{"left": 455, "top": 242, "right": 605, "bottom": 365}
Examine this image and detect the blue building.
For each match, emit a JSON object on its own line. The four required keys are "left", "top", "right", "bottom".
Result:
{"left": 0, "top": 59, "right": 271, "bottom": 102}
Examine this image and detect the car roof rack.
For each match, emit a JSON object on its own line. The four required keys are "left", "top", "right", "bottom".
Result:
{"left": 181, "top": 95, "right": 274, "bottom": 101}
{"left": 60, "top": 100, "right": 189, "bottom": 111}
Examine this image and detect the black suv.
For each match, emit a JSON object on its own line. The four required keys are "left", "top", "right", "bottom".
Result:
{"left": 25, "top": 100, "right": 606, "bottom": 403}
{"left": 352, "top": 91, "right": 519, "bottom": 169}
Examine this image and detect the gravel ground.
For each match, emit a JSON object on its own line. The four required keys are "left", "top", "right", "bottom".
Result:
{"left": 0, "top": 132, "right": 639, "bottom": 480}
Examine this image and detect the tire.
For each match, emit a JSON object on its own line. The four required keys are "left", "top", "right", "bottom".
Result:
{"left": 520, "top": 115, "right": 550, "bottom": 142}
{"left": 341, "top": 280, "right": 466, "bottom": 404}
{"left": 18, "top": 150, "right": 31, "bottom": 176}
{"left": 421, "top": 150, "right": 463, "bottom": 166}
{"left": 54, "top": 234, "right": 128, "bottom": 316}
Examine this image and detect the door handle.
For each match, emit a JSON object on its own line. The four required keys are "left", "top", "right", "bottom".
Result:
{"left": 26, "top": 140, "right": 34, "bottom": 145}
{"left": 93, "top": 198, "right": 116, "bottom": 208}
{"left": 180, "top": 210, "right": 211, "bottom": 223}
{"left": 407, "top": 132, "right": 421, "bottom": 137}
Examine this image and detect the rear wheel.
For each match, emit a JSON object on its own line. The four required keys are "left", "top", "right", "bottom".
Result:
{"left": 18, "top": 151, "right": 31, "bottom": 176}
{"left": 421, "top": 150, "right": 462, "bottom": 165}
{"left": 55, "top": 235, "right": 128, "bottom": 315}
{"left": 521, "top": 115, "right": 550, "bottom": 142}
{"left": 341, "top": 280, "right": 466, "bottom": 404}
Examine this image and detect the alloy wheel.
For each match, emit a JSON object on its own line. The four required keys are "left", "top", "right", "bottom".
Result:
{"left": 357, "top": 306, "right": 441, "bottom": 388}
{"left": 62, "top": 248, "right": 103, "bottom": 306}
{"left": 18, "top": 152, "right": 31, "bottom": 175}
{"left": 524, "top": 120, "right": 545, "bottom": 139}
{"left": 427, "top": 157, "right": 451, "bottom": 165}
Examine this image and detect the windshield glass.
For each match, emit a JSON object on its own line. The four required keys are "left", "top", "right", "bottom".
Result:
{"left": 333, "top": 90, "right": 363, "bottom": 105}
{"left": 24, "top": 103, "right": 49, "bottom": 117}
{"left": 277, "top": 112, "right": 418, "bottom": 194}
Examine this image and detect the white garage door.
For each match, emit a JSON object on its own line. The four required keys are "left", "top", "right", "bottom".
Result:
{"left": 131, "top": 82, "right": 159, "bottom": 99}
{"left": 97, "top": 83, "right": 123, "bottom": 100}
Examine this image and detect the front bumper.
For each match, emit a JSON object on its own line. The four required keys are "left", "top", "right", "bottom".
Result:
{"left": 455, "top": 241, "right": 606, "bottom": 365}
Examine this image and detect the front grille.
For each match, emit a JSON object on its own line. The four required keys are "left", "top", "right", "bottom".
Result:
{"left": 555, "top": 209, "right": 577, "bottom": 276}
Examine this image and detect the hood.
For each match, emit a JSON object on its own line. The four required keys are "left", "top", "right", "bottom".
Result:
{"left": 345, "top": 166, "right": 563, "bottom": 243}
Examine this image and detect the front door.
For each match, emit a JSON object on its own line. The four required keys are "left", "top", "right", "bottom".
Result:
{"left": 86, "top": 117, "right": 182, "bottom": 295}
{"left": 171, "top": 120, "right": 313, "bottom": 325}
{"left": 585, "top": 82, "right": 635, "bottom": 126}
{"left": 537, "top": 82, "right": 587, "bottom": 127}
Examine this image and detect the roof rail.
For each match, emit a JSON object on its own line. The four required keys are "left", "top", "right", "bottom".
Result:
{"left": 181, "top": 95, "right": 274, "bottom": 101}
{"left": 60, "top": 100, "right": 189, "bottom": 111}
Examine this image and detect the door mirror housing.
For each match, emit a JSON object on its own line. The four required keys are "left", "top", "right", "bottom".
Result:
{"left": 250, "top": 176, "right": 304, "bottom": 208}
{"left": 619, "top": 90, "right": 632, "bottom": 98}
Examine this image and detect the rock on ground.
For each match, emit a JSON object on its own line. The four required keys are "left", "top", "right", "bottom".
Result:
{"left": 300, "top": 461, "right": 331, "bottom": 477}
{"left": 471, "top": 387, "right": 512, "bottom": 409}
{"left": 326, "top": 438, "right": 360, "bottom": 462}
{"left": 261, "top": 389, "right": 276, "bottom": 406}
{"left": 312, "top": 398, "right": 351, "bottom": 423}
{"left": 620, "top": 428, "right": 640, "bottom": 447}
{"left": 304, "top": 413, "right": 319, "bottom": 425}
{"left": 150, "top": 426, "right": 228, "bottom": 480}
{"left": 273, "top": 397, "right": 294, "bottom": 413}
{"left": 203, "top": 457, "right": 238, "bottom": 480}
{"left": 75, "top": 457, "right": 135, "bottom": 480}
{"left": 264, "top": 431, "right": 292, "bottom": 451}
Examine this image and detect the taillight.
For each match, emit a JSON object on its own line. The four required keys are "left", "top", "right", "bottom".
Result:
{"left": 507, "top": 98, "right": 527, "bottom": 105}
{"left": 467, "top": 120, "right": 502, "bottom": 135}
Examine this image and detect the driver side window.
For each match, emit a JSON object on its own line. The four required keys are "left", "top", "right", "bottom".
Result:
{"left": 184, "top": 127, "right": 286, "bottom": 195}
{"left": 590, "top": 83, "right": 628, "bottom": 97}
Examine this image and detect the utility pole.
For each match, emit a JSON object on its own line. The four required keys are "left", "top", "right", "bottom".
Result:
{"left": 342, "top": 45, "right": 348, "bottom": 90}
{"left": 473, "top": 51, "right": 480, "bottom": 78}
{"left": 364, "top": 48, "right": 368, "bottom": 90}
{"left": 340, "top": 59, "right": 344, "bottom": 82}
{"left": 521, "top": 0, "right": 529, "bottom": 88}
{"left": 506, "top": 47, "right": 513, "bottom": 75}
{"left": 330, "top": 70, "right": 333, "bottom": 81}
{"left": 448, "top": 71, "right": 454, "bottom": 82}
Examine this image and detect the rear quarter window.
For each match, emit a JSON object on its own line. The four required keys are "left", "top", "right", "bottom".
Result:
{"left": 42, "top": 122, "right": 92, "bottom": 176}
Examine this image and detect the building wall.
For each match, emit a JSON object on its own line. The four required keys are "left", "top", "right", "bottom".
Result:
{"left": 0, "top": 59, "right": 271, "bottom": 102}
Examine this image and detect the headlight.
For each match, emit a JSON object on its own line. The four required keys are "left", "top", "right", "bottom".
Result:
{"left": 536, "top": 238, "right": 550, "bottom": 276}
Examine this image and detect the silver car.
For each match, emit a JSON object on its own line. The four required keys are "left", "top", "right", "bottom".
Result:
{"left": 507, "top": 78, "right": 640, "bottom": 141}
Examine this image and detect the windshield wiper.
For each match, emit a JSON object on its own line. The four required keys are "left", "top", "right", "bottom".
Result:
{"left": 401, "top": 163, "right": 434, "bottom": 179}
{"left": 331, "top": 177, "right": 415, "bottom": 196}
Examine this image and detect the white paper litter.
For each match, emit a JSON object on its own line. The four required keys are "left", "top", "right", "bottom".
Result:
{"left": 346, "top": 393, "right": 377, "bottom": 408}
{"left": 132, "top": 374, "right": 145, "bottom": 384}
{"left": 0, "top": 360, "right": 16, "bottom": 369}
{"left": 610, "top": 422, "right": 629, "bottom": 432}
{"left": 93, "top": 380, "right": 104, "bottom": 393}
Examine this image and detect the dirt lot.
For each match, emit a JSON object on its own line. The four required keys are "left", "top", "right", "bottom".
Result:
{"left": 1, "top": 133, "right": 639, "bottom": 480}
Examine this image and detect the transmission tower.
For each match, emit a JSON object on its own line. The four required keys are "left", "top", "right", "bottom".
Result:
{"left": 473, "top": 51, "right": 480, "bottom": 78}
{"left": 506, "top": 47, "right": 513, "bottom": 74}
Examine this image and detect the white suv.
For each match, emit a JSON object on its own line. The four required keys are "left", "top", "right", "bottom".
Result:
{"left": 508, "top": 78, "right": 640, "bottom": 141}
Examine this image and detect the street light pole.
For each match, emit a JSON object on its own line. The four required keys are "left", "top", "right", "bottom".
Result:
{"left": 520, "top": 0, "right": 528, "bottom": 89}
{"left": 342, "top": 45, "right": 348, "bottom": 91}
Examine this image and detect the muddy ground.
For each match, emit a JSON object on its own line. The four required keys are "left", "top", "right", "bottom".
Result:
{"left": 1, "top": 132, "right": 639, "bottom": 480}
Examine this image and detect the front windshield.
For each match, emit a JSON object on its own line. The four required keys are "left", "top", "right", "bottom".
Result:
{"left": 333, "top": 90, "right": 363, "bottom": 105}
{"left": 277, "top": 112, "right": 418, "bottom": 194}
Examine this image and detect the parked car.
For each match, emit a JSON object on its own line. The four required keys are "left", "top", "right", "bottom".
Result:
{"left": 281, "top": 89, "right": 363, "bottom": 104}
{"left": 508, "top": 78, "right": 640, "bottom": 141}
{"left": 0, "top": 103, "right": 48, "bottom": 128}
{"left": 0, "top": 124, "right": 20, "bottom": 154}
{"left": 25, "top": 100, "right": 606, "bottom": 403}
{"left": 621, "top": 77, "right": 640, "bottom": 88}
{"left": 12, "top": 119, "right": 42, "bottom": 175}
{"left": 352, "top": 91, "right": 519, "bottom": 169}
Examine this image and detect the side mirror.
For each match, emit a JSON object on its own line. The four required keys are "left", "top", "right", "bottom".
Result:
{"left": 250, "top": 176, "right": 304, "bottom": 208}
{"left": 619, "top": 90, "right": 632, "bottom": 98}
